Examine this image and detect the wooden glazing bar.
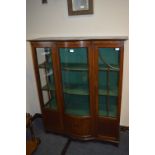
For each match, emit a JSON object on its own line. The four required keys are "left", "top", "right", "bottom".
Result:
{"left": 106, "top": 67, "right": 110, "bottom": 116}
{"left": 44, "top": 65, "right": 51, "bottom": 100}
{"left": 45, "top": 48, "right": 52, "bottom": 100}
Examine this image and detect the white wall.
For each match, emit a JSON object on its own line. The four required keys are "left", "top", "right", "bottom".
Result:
{"left": 26, "top": 0, "right": 129, "bottom": 126}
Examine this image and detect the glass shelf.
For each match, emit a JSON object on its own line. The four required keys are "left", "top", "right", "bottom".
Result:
{"left": 61, "top": 63, "right": 88, "bottom": 71}
{"left": 63, "top": 85, "right": 88, "bottom": 95}
{"left": 65, "top": 108, "right": 90, "bottom": 116}
{"left": 38, "top": 62, "right": 51, "bottom": 69}
{"left": 99, "top": 89, "right": 118, "bottom": 96}
{"left": 39, "top": 62, "right": 119, "bottom": 71}
{"left": 42, "top": 84, "right": 88, "bottom": 95}
{"left": 99, "top": 64, "right": 119, "bottom": 71}
{"left": 42, "top": 84, "right": 55, "bottom": 91}
{"left": 44, "top": 98, "right": 57, "bottom": 110}
{"left": 42, "top": 84, "right": 118, "bottom": 96}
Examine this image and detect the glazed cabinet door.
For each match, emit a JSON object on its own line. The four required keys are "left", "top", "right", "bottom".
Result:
{"left": 31, "top": 42, "right": 63, "bottom": 132}
{"left": 57, "top": 41, "right": 94, "bottom": 138}
{"left": 93, "top": 41, "right": 124, "bottom": 142}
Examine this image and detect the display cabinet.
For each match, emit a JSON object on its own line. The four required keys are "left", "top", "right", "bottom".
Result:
{"left": 29, "top": 37, "right": 127, "bottom": 143}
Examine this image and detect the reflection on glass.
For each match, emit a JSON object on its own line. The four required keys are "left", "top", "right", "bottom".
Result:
{"left": 36, "top": 48, "right": 57, "bottom": 110}
{"left": 59, "top": 48, "right": 90, "bottom": 116}
{"left": 98, "top": 48, "right": 120, "bottom": 117}
{"left": 72, "top": 0, "right": 89, "bottom": 11}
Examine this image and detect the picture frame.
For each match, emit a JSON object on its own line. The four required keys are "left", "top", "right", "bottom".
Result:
{"left": 67, "top": 0, "right": 93, "bottom": 16}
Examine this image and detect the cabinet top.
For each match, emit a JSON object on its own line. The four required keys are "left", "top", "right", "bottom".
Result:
{"left": 28, "top": 36, "right": 128, "bottom": 42}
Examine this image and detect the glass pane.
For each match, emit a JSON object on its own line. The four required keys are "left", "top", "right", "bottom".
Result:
{"left": 36, "top": 48, "right": 57, "bottom": 110}
{"left": 109, "top": 96, "right": 117, "bottom": 117}
{"left": 109, "top": 71, "right": 119, "bottom": 96}
{"left": 98, "top": 48, "right": 120, "bottom": 117}
{"left": 59, "top": 48, "right": 90, "bottom": 116}
{"left": 72, "top": 0, "right": 89, "bottom": 11}
{"left": 99, "top": 96, "right": 117, "bottom": 117}
{"left": 99, "top": 95, "right": 107, "bottom": 116}
{"left": 99, "top": 48, "right": 120, "bottom": 67}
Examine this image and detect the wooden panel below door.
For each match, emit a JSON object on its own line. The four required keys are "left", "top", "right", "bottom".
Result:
{"left": 96, "top": 117, "right": 119, "bottom": 142}
{"left": 64, "top": 114, "right": 93, "bottom": 139}
{"left": 43, "top": 109, "right": 63, "bottom": 133}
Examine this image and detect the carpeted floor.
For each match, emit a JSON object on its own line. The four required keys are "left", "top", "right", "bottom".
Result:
{"left": 27, "top": 118, "right": 129, "bottom": 155}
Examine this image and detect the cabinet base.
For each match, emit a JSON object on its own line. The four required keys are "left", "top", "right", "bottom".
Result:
{"left": 44, "top": 129, "right": 119, "bottom": 144}
{"left": 32, "top": 113, "right": 121, "bottom": 144}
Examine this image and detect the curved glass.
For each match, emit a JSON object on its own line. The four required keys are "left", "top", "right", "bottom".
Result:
{"left": 36, "top": 48, "right": 57, "bottom": 110}
{"left": 59, "top": 48, "right": 90, "bottom": 116}
{"left": 98, "top": 48, "right": 120, "bottom": 117}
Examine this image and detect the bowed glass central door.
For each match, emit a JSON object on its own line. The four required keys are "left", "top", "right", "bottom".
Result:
{"left": 59, "top": 47, "right": 90, "bottom": 116}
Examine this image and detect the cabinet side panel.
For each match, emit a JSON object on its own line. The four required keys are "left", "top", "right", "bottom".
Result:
{"left": 117, "top": 46, "right": 124, "bottom": 120}
{"left": 43, "top": 109, "right": 63, "bottom": 133}
{"left": 30, "top": 44, "right": 44, "bottom": 112}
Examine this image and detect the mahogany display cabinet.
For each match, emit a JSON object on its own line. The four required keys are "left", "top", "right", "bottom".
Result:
{"left": 29, "top": 37, "right": 127, "bottom": 143}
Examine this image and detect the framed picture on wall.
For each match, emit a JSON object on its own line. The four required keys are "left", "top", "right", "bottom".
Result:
{"left": 67, "top": 0, "right": 93, "bottom": 16}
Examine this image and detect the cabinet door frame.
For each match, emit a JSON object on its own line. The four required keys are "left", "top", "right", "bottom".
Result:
{"left": 56, "top": 41, "right": 96, "bottom": 136}
{"left": 31, "top": 42, "right": 54, "bottom": 112}
{"left": 31, "top": 41, "right": 64, "bottom": 130}
{"left": 93, "top": 41, "right": 124, "bottom": 140}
